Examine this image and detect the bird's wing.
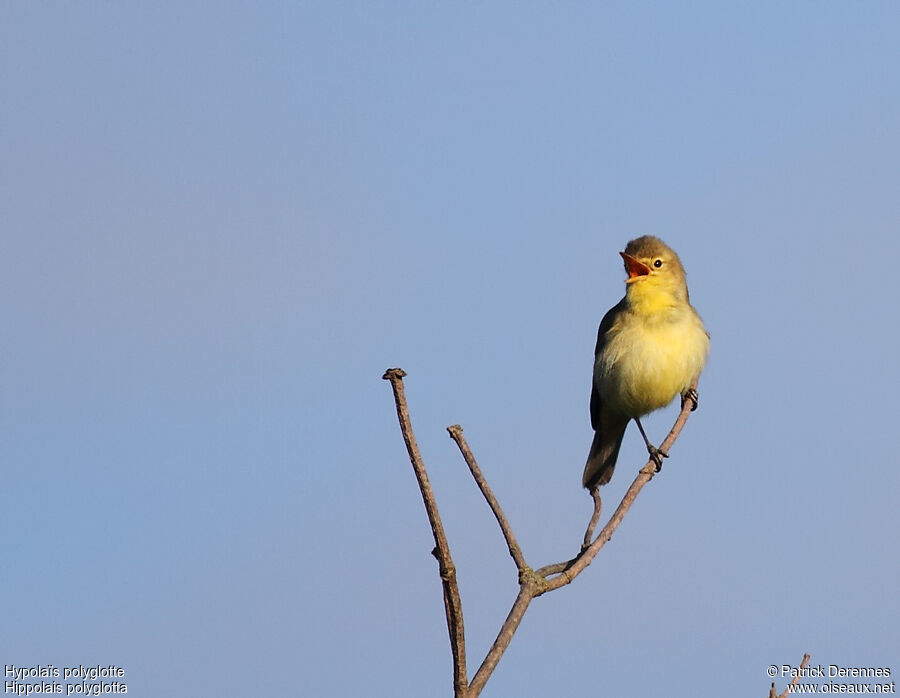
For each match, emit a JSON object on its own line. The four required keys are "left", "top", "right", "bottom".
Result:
{"left": 589, "top": 381, "right": 603, "bottom": 431}
{"left": 590, "top": 298, "right": 626, "bottom": 431}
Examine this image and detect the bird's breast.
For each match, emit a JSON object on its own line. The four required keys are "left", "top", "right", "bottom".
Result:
{"left": 595, "top": 311, "right": 708, "bottom": 418}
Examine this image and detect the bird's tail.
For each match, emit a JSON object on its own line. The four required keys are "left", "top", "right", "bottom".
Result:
{"left": 582, "top": 415, "right": 629, "bottom": 489}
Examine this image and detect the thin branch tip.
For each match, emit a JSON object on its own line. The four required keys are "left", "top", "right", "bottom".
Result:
{"left": 383, "top": 367, "right": 467, "bottom": 693}
{"left": 448, "top": 423, "right": 528, "bottom": 575}
{"left": 775, "top": 652, "right": 811, "bottom": 698}
{"left": 582, "top": 488, "right": 603, "bottom": 550}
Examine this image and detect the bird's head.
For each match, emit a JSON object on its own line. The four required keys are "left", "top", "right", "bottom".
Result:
{"left": 620, "top": 235, "right": 689, "bottom": 303}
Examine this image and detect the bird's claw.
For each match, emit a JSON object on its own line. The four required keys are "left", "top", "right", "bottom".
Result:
{"left": 649, "top": 445, "right": 669, "bottom": 472}
{"left": 682, "top": 388, "right": 699, "bottom": 412}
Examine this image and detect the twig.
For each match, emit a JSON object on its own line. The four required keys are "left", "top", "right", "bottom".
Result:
{"left": 382, "top": 369, "right": 468, "bottom": 697}
{"left": 467, "top": 584, "right": 535, "bottom": 696}
{"left": 536, "top": 378, "right": 700, "bottom": 593}
{"left": 773, "top": 653, "right": 811, "bottom": 698}
{"left": 582, "top": 487, "right": 603, "bottom": 550}
{"left": 447, "top": 425, "right": 527, "bottom": 572}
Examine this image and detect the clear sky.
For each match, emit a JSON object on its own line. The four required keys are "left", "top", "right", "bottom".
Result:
{"left": 3, "top": 3, "right": 899, "bottom": 696}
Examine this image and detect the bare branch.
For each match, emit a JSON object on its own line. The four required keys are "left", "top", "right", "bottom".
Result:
{"left": 775, "top": 653, "right": 811, "bottom": 698}
{"left": 582, "top": 487, "right": 603, "bottom": 550}
{"left": 385, "top": 369, "right": 704, "bottom": 697}
{"left": 538, "top": 462, "right": 657, "bottom": 592}
{"left": 467, "top": 584, "right": 535, "bottom": 696}
{"left": 537, "top": 378, "right": 700, "bottom": 593}
{"left": 382, "top": 369, "right": 468, "bottom": 697}
{"left": 447, "top": 424, "right": 528, "bottom": 572}
{"left": 472, "top": 380, "right": 700, "bottom": 695}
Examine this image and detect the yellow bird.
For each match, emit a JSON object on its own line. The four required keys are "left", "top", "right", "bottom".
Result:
{"left": 583, "top": 236, "right": 709, "bottom": 490}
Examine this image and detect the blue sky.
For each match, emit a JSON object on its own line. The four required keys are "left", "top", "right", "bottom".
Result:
{"left": 3, "top": 3, "right": 898, "bottom": 696}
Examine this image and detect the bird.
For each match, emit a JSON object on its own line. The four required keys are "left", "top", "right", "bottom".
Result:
{"left": 583, "top": 235, "right": 709, "bottom": 490}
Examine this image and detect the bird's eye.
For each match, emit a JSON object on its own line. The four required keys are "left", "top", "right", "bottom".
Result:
{"left": 653, "top": 259, "right": 663, "bottom": 268}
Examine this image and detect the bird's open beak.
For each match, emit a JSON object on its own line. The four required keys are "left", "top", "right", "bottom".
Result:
{"left": 620, "top": 252, "right": 652, "bottom": 282}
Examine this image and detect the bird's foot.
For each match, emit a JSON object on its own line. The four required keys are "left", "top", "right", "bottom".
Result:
{"left": 648, "top": 445, "right": 669, "bottom": 472}
{"left": 682, "top": 388, "right": 699, "bottom": 412}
